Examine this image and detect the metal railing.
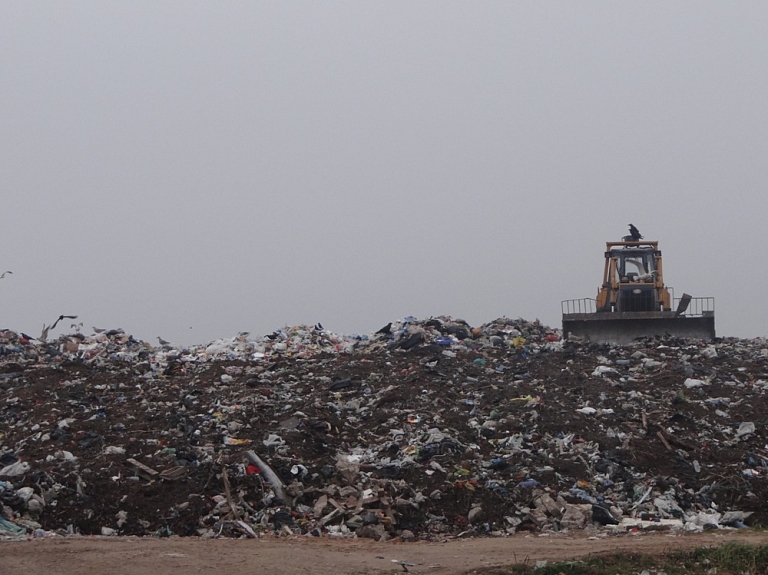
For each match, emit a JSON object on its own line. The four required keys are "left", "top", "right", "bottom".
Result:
{"left": 562, "top": 296, "right": 715, "bottom": 316}
{"left": 673, "top": 296, "right": 715, "bottom": 317}
{"left": 561, "top": 298, "right": 596, "bottom": 315}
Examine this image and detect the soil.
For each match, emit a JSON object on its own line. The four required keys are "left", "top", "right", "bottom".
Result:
{"left": 3, "top": 531, "right": 768, "bottom": 575}
{"left": 3, "top": 320, "right": 768, "bottom": 540}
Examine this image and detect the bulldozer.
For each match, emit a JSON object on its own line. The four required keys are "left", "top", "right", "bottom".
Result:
{"left": 562, "top": 226, "right": 715, "bottom": 344}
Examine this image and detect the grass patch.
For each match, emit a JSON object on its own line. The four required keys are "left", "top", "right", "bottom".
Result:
{"left": 479, "top": 542, "right": 768, "bottom": 575}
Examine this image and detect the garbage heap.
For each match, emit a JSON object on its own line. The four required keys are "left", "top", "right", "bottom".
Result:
{"left": 1, "top": 317, "right": 767, "bottom": 540}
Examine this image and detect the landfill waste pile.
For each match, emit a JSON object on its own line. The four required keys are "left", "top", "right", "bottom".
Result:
{"left": 1, "top": 317, "right": 768, "bottom": 541}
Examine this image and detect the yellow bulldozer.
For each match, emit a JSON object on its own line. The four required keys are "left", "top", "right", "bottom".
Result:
{"left": 562, "top": 226, "right": 715, "bottom": 343}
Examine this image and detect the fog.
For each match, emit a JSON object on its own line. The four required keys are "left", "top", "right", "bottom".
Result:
{"left": 2, "top": 2, "right": 766, "bottom": 344}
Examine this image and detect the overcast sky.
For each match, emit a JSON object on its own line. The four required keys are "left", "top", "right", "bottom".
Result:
{"left": 1, "top": 2, "right": 767, "bottom": 345}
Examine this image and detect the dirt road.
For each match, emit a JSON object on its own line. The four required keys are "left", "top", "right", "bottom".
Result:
{"left": 3, "top": 531, "right": 768, "bottom": 575}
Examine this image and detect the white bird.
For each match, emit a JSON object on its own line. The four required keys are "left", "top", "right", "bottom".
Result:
{"left": 92, "top": 327, "right": 106, "bottom": 333}
{"left": 635, "top": 270, "right": 658, "bottom": 282}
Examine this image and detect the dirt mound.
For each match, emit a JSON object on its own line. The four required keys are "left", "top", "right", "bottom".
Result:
{"left": 1, "top": 318, "right": 767, "bottom": 539}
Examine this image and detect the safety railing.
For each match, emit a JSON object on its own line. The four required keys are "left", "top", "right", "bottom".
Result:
{"left": 561, "top": 298, "right": 596, "bottom": 315}
{"left": 673, "top": 296, "right": 715, "bottom": 317}
{"left": 562, "top": 296, "right": 715, "bottom": 316}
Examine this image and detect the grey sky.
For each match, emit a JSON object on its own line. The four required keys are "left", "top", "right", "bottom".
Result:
{"left": 1, "top": 2, "right": 767, "bottom": 344}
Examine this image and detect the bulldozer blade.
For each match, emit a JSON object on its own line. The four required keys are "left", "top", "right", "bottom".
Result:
{"left": 563, "top": 311, "right": 715, "bottom": 344}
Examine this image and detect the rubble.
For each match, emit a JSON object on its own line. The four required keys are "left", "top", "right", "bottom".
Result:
{"left": 1, "top": 317, "right": 768, "bottom": 540}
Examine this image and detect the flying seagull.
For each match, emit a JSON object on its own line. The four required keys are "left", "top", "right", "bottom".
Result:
{"left": 628, "top": 224, "right": 643, "bottom": 241}
{"left": 50, "top": 315, "right": 78, "bottom": 330}
{"left": 0, "top": 271, "right": 12, "bottom": 279}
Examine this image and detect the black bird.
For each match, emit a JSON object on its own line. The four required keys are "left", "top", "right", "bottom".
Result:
{"left": 376, "top": 322, "right": 392, "bottom": 335}
{"left": 628, "top": 224, "right": 643, "bottom": 241}
{"left": 50, "top": 315, "right": 78, "bottom": 330}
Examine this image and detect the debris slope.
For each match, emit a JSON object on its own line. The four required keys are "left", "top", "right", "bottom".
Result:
{"left": 1, "top": 317, "right": 767, "bottom": 539}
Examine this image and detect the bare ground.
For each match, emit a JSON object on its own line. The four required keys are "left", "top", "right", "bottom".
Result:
{"left": 3, "top": 531, "right": 768, "bottom": 575}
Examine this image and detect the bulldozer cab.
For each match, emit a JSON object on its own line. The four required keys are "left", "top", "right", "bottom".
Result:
{"left": 614, "top": 248, "right": 655, "bottom": 282}
{"left": 597, "top": 241, "right": 670, "bottom": 313}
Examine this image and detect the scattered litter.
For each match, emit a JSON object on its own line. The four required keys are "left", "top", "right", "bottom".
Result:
{"left": 0, "top": 320, "right": 764, "bottom": 539}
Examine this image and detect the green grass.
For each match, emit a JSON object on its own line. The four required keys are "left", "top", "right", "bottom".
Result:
{"left": 479, "top": 543, "right": 768, "bottom": 575}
